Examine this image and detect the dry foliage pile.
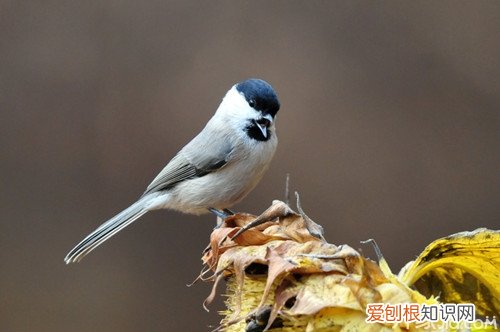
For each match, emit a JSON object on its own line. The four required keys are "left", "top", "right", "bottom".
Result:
{"left": 198, "top": 199, "right": 499, "bottom": 332}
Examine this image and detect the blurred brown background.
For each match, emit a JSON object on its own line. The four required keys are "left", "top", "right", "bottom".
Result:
{"left": 1, "top": 1, "right": 499, "bottom": 331}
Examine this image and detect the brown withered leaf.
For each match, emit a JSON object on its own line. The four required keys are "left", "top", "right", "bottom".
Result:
{"left": 229, "top": 201, "right": 293, "bottom": 240}
{"left": 230, "top": 200, "right": 322, "bottom": 243}
{"left": 266, "top": 278, "right": 298, "bottom": 330}
{"left": 202, "top": 201, "right": 325, "bottom": 271}
{"left": 263, "top": 213, "right": 322, "bottom": 243}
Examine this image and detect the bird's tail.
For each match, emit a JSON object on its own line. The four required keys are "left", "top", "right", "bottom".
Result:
{"left": 64, "top": 195, "right": 154, "bottom": 264}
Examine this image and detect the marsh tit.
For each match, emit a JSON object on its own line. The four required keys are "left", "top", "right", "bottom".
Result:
{"left": 64, "top": 78, "right": 280, "bottom": 263}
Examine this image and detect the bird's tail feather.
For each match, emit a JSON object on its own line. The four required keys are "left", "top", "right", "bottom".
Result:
{"left": 64, "top": 195, "right": 153, "bottom": 264}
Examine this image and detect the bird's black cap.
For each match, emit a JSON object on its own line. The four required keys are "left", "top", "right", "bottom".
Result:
{"left": 236, "top": 79, "right": 280, "bottom": 117}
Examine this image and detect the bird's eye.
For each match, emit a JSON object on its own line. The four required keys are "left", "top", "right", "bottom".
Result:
{"left": 248, "top": 99, "right": 256, "bottom": 108}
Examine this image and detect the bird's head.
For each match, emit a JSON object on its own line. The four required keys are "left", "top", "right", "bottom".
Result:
{"left": 218, "top": 78, "right": 280, "bottom": 141}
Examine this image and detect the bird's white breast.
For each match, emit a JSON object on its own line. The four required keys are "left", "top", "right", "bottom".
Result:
{"left": 160, "top": 133, "right": 277, "bottom": 215}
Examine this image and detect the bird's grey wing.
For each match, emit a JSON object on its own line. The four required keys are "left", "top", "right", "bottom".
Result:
{"left": 142, "top": 133, "right": 233, "bottom": 196}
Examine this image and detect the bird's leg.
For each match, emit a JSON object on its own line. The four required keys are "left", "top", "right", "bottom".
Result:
{"left": 208, "top": 207, "right": 233, "bottom": 229}
{"left": 208, "top": 207, "right": 232, "bottom": 219}
{"left": 222, "top": 208, "right": 235, "bottom": 215}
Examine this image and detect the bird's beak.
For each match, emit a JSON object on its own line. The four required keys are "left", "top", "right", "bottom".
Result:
{"left": 256, "top": 114, "right": 273, "bottom": 138}
{"left": 257, "top": 123, "right": 267, "bottom": 138}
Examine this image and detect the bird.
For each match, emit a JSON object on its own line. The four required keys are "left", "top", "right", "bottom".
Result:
{"left": 64, "top": 78, "right": 280, "bottom": 263}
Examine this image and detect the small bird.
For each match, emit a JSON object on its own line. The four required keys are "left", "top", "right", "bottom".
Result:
{"left": 64, "top": 78, "right": 280, "bottom": 263}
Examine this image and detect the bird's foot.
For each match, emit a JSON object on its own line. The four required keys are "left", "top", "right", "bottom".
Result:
{"left": 208, "top": 207, "right": 233, "bottom": 219}
{"left": 208, "top": 207, "right": 235, "bottom": 229}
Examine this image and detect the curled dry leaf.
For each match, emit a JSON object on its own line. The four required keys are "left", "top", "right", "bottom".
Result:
{"left": 398, "top": 228, "right": 500, "bottom": 319}
{"left": 199, "top": 200, "right": 498, "bottom": 331}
